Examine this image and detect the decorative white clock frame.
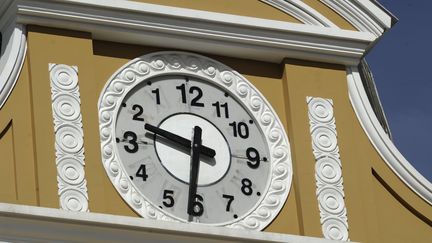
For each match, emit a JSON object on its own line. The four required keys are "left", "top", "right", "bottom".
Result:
{"left": 98, "top": 51, "right": 293, "bottom": 230}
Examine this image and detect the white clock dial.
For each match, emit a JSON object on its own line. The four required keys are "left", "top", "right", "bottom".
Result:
{"left": 115, "top": 75, "right": 270, "bottom": 224}
{"left": 99, "top": 52, "right": 292, "bottom": 230}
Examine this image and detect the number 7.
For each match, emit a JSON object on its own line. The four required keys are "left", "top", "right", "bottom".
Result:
{"left": 222, "top": 194, "right": 234, "bottom": 212}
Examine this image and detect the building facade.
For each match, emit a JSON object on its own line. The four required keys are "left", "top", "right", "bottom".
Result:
{"left": 0, "top": 1, "right": 430, "bottom": 242}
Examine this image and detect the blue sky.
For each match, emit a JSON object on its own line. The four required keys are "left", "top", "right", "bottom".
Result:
{"left": 366, "top": 1, "right": 432, "bottom": 181}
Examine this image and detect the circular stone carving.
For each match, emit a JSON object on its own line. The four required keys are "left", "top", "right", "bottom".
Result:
{"left": 312, "top": 126, "right": 337, "bottom": 153}
{"left": 309, "top": 97, "right": 333, "bottom": 123}
{"left": 53, "top": 94, "right": 81, "bottom": 121}
{"left": 56, "top": 125, "right": 84, "bottom": 154}
{"left": 220, "top": 71, "right": 235, "bottom": 85}
{"left": 57, "top": 157, "right": 85, "bottom": 185}
{"left": 322, "top": 217, "right": 349, "bottom": 241}
{"left": 50, "top": 65, "right": 78, "bottom": 91}
{"left": 236, "top": 82, "right": 249, "bottom": 97}
{"left": 315, "top": 156, "right": 342, "bottom": 184}
{"left": 318, "top": 187, "right": 345, "bottom": 215}
{"left": 250, "top": 96, "right": 262, "bottom": 111}
{"left": 60, "top": 190, "right": 88, "bottom": 212}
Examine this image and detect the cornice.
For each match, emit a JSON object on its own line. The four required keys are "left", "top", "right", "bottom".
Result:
{"left": 0, "top": 202, "right": 351, "bottom": 243}
{"left": 13, "top": 0, "right": 374, "bottom": 65}
{"left": 0, "top": 0, "right": 396, "bottom": 108}
{"left": 347, "top": 67, "right": 432, "bottom": 205}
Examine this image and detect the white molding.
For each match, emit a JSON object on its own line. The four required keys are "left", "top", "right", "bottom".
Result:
{"left": 49, "top": 63, "right": 89, "bottom": 212}
{"left": 355, "top": 0, "right": 393, "bottom": 28}
{"left": 307, "top": 97, "right": 349, "bottom": 241}
{"left": 260, "top": 0, "right": 339, "bottom": 28}
{"left": 12, "top": 0, "right": 374, "bottom": 65}
{"left": 0, "top": 202, "right": 346, "bottom": 243}
{"left": 98, "top": 51, "right": 292, "bottom": 230}
{"left": 0, "top": 0, "right": 27, "bottom": 108}
{"left": 320, "top": 0, "right": 391, "bottom": 37}
{"left": 347, "top": 67, "right": 432, "bottom": 205}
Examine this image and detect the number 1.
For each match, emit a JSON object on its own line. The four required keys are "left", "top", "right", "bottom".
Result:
{"left": 151, "top": 88, "right": 160, "bottom": 105}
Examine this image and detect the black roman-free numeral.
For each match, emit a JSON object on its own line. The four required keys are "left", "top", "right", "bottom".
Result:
{"left": 176, "top": 83, "right": 205, "bottom": 107}
{"left": 212, "top": 101, "right": 229, "bottom": 118}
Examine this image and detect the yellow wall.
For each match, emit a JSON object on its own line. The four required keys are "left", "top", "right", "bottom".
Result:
{"left": 132, "top": 0, "right": 356, "bottom": 30}
{"left": 131, "top": 0, "right": 301, "bottom": 23}
{"left": 0, "top": 58, "right": 39, "bottom": 206}
{"left": 15, "top": 26, "right": 303, "bottom": 230}
{"left": 281, "top": 59, "right": 432, "bottom": 242}
{"left": 302, "top": 0, "right": 356, "bottom": 30}
{"left": 90, "top": 38, "right": 302, "bottom": 233}
{"left": 0, "top": 1, "right": 430, "bottom": 239}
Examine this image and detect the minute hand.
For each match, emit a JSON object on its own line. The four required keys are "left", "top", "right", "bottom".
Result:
{"left": 144, "top": 123, "right": 216, "bottom": 158}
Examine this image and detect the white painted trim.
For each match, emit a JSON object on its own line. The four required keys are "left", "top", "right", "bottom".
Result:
{"left": 347, "top": 67, "right": 432, "bottom": 205}
{"left": 0, "top": 203, "right": 346, "bottom": 243}
{"left": 12, "top": 0, "right": 374, "bottom": 65}
{"left": 355, "top": 0, "right": 393, "bottom": 28}
{"left": 49, "top": 63, "right": 89, "bottom": 212}
{"left": 260, "top": 0, "right": 339, "bottom": 28}
{"left": 307, "top": 97, "right": 349, "bottom": 241}
{"left": 320, "top": 0, "right": 391, "bottom": 37}
{"left": 0, "top": 0, "right": 27, "bottom": 108}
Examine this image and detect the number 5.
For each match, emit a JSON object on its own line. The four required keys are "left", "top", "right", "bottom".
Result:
{"left": 163, "top": 190, "right": 174, "bottom": 207}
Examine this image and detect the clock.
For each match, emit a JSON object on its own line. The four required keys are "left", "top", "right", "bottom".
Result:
{"left": 98, "top": 51, "right": 292, "bottom": 230}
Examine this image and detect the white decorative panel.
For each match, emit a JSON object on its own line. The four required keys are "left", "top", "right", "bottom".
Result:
{"left": 307, "top": 97, "right": 349, "bottom": 241}
{"left": 49, "top": 64, "right": 89, "bottom": 212}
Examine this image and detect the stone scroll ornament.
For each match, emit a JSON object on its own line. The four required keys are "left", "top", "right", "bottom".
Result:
{"left": 49, "top": 64, "right": 89, "bottom": 212}
{"left": 307, "top": 97, "right": 349, "bottom": 241}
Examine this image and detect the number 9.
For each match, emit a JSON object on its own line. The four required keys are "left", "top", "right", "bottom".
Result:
{"left": 246, "top": 147, "right": 260, "bottom": 169}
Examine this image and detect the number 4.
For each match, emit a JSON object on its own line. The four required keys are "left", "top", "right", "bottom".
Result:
{"left": 136, "top": 164, "right": 148, "bottom": 181}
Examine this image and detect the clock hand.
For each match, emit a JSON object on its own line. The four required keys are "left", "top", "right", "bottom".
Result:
{"left": 188, "top": 126, "right": 203, "bottom": 217}
{"left": 144, "top": 123, "right": 216, "bottom": 158}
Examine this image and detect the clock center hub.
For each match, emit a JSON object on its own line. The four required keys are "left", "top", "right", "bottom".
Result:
{"left": 155, "top": 113, "right": 231, "bottom": 186}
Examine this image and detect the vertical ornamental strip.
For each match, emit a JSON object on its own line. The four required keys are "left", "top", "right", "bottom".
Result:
{"left": 307, "top": 96, "right": 349, "bottom": 241}
{"left": 49, "top": 64, "right": 89, "bottom": 212}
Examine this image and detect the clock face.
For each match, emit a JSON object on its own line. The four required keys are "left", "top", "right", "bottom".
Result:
{"left": 115, "top": 75, "right": 271, "bottom": 224}
{"left": 99, "top": 52, "right": 292, "bottom": 230}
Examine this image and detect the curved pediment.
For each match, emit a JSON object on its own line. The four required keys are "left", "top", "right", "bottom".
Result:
{"left": 131, "top": 0, "right": 395, "bottom": 35}
{"left": 132, "top": 0, "right": 302, "bottom": 23}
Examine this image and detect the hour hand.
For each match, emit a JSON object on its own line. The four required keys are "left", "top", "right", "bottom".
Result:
{"left": 144, "top": 123, "right": 216, "bottom": 158}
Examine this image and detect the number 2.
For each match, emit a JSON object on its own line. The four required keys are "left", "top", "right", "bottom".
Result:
{"left": 132, "top": 104, "right": 144, "bottom": 121}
